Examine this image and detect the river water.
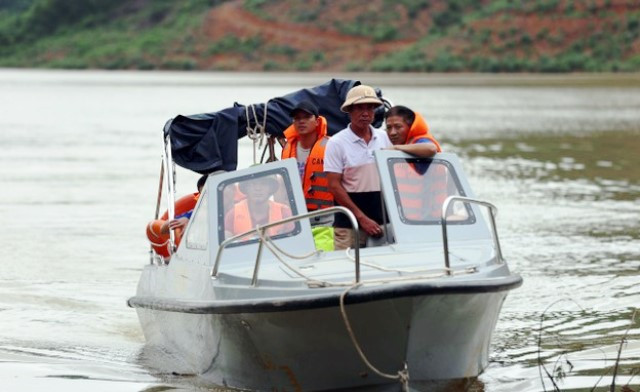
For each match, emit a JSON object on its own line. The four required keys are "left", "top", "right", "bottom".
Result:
{"left": 0, "top": 70, "right": 638, "bottom": 391}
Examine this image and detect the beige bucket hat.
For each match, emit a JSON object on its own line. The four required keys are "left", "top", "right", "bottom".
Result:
{"left": 340, "top": 84, "right": 383, "bottom": 113}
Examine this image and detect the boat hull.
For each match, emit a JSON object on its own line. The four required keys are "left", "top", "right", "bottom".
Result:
{"left": 135, "top": 288, "right": 508, "bottom": 391}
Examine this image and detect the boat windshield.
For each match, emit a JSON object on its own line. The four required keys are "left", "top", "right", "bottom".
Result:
{"left": 218, "top": 170, "right": 300, "bottom": 244}
{"left": 387, "top": 158, "right": 474, "bottom": 225}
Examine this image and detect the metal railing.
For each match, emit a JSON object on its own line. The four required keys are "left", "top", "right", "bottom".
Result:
{"left": 211, "top": 206, "right": 361, "bottom": 285}
{"left": 440, "top": 196, "right": 503, "bottom": 274}
{"left": 163, "top": 135, "right": 177, "bottom": 255}
{"left": 149, "top": 136, "right": 177, "bottom": 265}
{"left": 149, "top": 160, "right": 165, "bottom": 265}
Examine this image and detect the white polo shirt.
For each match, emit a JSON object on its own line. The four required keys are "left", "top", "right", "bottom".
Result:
{"left": 324, "top": 125, "right": 392, "bottom": 192}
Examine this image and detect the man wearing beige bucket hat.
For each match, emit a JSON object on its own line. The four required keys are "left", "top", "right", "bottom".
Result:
{"left": 324, "top": 84, "right": 392, "bottom": 250}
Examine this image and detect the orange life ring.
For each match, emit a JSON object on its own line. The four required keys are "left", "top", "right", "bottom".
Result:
{"left": 160, "top": 193, "right": 199, "bottom": 220}
{"left": 146, "top": 193, "right": 199, "bottom": 258}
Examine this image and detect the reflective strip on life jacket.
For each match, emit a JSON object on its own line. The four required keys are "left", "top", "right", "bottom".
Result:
{"left": 308, "top": 184, "right": 330, "bottom": 193}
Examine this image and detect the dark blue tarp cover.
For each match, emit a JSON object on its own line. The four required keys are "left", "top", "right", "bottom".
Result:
{"left": 164, "top": 79, "right": 385, "bottom": 173}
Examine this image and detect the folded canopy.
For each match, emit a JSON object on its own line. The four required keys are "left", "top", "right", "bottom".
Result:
{"left": 164, "top": 79, "right": 385, "bottom": 173}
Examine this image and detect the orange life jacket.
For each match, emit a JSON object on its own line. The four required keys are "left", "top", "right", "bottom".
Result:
{"left": 394, "top": 162, "right": 449, "bottom": 220}
{"left": 232, "top": 199, "right": 288, "bottom": 236}
{"left": 405, "top": 112, "right": 442, "bottom": 151}
{"left": 395, "top": 112, "right": 447, "bottom": 220}
{"left": 281, "top": 116, "right": 334, "bottom": 211}
{"left": 146, "top": 193, "right": 199, "bottom": 258}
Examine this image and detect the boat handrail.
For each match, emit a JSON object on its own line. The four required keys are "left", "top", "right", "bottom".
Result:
{"left": 211, "top": 206, "right": 361, "bottom": 285}
{"left": 441, "top": 196, "right": 503, "bottom": 273}
{"left": 150, "top": 161, "right": 165, "bottom": 265}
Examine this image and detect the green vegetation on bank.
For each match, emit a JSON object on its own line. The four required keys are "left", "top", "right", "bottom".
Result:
{"left": 0, "top": 0, "right": 217, "bottom": 70}
{"left": 367, "top": 1, "right": 640, "bottom": 73}
{"left": 1, "top": 0, "right": 639, "bottom": 72}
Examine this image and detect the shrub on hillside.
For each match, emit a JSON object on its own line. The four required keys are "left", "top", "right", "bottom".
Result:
{"left": 371, "top": 46, "right": 428, "bottom": 71}
{"left": 13, "top": 0, "right": 127, "bottom": 42}
{"left": 161, "top": 58, "right": 196, "bottom": 70}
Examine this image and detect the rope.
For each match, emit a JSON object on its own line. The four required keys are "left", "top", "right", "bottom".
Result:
{"left": 245, "top": 231, "right": 489, "bottom": 392}
{"left": 261, "top": 231, "right": 321, "bottom": 260}
{"left": 255, "top": 228, "right": 327, "bottom": 286}
{"left": 148, "top": 238, "right": 169, "bottom": 247}
{"left": 260, "top": 136, "right": 279, "bottom": 163}
{"left": 219, "top": 210, "right": 482, "bottom": 392}
{"left": 251, "top": 228, "right": 476, "bottom": 288}
{"left": 245, "top": 103, "right": 269, "bottom": 165}
{"left": 340, "top": 283, "right": 410, "bottom": 391}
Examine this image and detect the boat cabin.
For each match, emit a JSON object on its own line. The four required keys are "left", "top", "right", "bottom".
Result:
{"left": 166, "top": 150, "right": 499, "bottom": 280}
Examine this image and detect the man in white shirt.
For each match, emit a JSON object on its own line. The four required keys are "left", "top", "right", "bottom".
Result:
{"left": 324, "top": 84, "right": 392, "bottom": 250}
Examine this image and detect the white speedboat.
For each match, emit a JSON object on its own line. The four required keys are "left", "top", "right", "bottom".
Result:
{"left": 128, "top": 81, "right": 522, "bottom": 391}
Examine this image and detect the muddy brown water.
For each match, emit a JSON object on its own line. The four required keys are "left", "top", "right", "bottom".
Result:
{"left": 0, "top": 70, "right": 638, "bottom": 391}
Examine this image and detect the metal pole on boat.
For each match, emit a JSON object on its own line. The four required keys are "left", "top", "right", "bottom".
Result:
{"left": 441, "top": 196, "right": 503, "bottom": 274}
{"left": 488, "top": 208, "right": 503, "bottom": 263}
{"left": 354, "top": 229, "right": 360, "bottom": 283}
{"left": 164, "top": 135, "right": 177, "bottom": 256}
{"left": 441, "top": 200, "right": 452, "bottom": 274}
{"left": 155, "top": 162, "right": 164, "bottom": 220}
{"left": 149, "top": 161, "right": 165, "bottom": 264}
{"left": 380, "top": 189, "right": 390, "bottom": 246}
{"left": 251, "top": 227, "right": 266, "bottom": 286}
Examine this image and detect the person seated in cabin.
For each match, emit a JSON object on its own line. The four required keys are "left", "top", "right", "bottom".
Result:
{"left": 224, "top": 175, "right": 294, "bottom": 240}
{"left": 146, "top": 174, "right": 208, "bottom": 260}
{"left": 281, "top": 100, "right": 334, "bottom": 251}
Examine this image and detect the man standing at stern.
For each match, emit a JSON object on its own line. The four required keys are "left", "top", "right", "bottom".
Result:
{"left": 324, "top": 85, "right": 392, "bottom": 250}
